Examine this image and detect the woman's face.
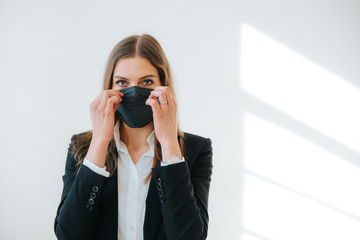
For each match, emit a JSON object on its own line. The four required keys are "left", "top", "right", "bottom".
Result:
{"left": 111, "top": 57, "right": 162, "bottom": 90}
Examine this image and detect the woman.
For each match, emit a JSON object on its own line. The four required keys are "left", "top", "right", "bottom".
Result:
{"left": 54, "top": 34, "right": 213, "bottom": 240}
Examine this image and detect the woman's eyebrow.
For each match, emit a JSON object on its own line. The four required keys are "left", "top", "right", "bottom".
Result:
{"left": 113, "top": 74, "right": 157, "bottom": 79}
{"left": 139, "top": 74, "right": 156, "bottom": 79}
{"left": 113, "top": 75, "right": 127, "bottom": 79}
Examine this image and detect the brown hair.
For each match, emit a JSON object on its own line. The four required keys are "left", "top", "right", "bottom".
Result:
{"left": 68, "top": 34, "right": 186, "bottom": 183}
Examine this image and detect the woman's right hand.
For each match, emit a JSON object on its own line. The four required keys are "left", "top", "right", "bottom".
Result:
{"left": 85, "top": 90, "right": 123, "bottom": 168}
{"left": 90, "top": 90, "right": 123, "bottom": 144}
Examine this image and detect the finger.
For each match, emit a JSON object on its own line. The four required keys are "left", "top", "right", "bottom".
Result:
{"left": 112, "top": 96, "right": 121, "bottom": 113}
{"left": 172, "top": 98, "right": 177, "bottom": 109}
{"left": 111, "top": 89, "right": 124, "bottom": 98}
{"left": 110, "top": 90, "right": 123, "bottom": 105}
{"left": 92, "top": 89, "right": 123, "bottom": 109}
{"left": 98, "top": 92, "right": 110, "bottom": 112}
{"left": 151, "top": 88, "right": 169, "bottom": 101}
{"left": 105, "top": 96, "right": 118, "bottom": 118}
{"left": 149, "top": 89, "right": 169, "bottom": 106}
{"left": 145, "top": 98, "right": 160, "bottom": 112}
{"left": 164, "top": 88, "right": 175, "bottom": 109}
{"left": 164, "top": 87, "right": 175, "bottom": 109}
{"left": 99, "top": 90, "right": 122, "bottom": 112}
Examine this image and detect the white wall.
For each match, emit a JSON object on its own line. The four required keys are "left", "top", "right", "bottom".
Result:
{"left": 0, "top": 0, "right": 359, "bottom": 239}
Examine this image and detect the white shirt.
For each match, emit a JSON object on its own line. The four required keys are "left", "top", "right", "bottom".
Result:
{"left": 83, "top": 121, "right": 184, "bottom": 240}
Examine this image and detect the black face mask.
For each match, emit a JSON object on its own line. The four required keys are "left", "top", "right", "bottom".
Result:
{"left": 116, "top": 86, "right": 154, "bottom": 128}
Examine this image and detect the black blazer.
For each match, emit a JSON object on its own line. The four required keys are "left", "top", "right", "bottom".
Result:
{"left": 54, "top": 131, "right": 213, "bottom": 240}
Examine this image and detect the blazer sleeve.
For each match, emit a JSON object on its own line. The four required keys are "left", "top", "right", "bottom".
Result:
{"left": 54, "top": 134, "right": 108, "bottom": 240}
{"left": 151, "top": 137, "right": 213, "bottom": 240}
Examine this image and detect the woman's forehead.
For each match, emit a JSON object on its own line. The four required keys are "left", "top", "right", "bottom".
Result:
{"left": 113, "top": 57, "right": 158, "bottom": 77}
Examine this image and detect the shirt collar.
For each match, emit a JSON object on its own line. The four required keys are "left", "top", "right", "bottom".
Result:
{"left": 113, "top": 121, "right": 155, "bottom": 154}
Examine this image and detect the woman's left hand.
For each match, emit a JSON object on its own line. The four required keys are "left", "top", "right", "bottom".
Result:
{"left": 145, "top": 86, "right": 183, "bottom": 162}
{"left": 145, "top": 86, "right": 178, "bottom": 146}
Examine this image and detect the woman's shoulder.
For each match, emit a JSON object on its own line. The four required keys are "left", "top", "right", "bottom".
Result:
{"left": 69, "top": 130, "right": 92, "bottom": 142}
{"left": 67, "top": 130, "right": 93, "bottom": 154}
{"left": 181, "top": 131, "right": 213, "bottom": 170}
{"left": 183, "top": 131, "right": 210, "bottom": 142}
{"left": 182, "top": 131, "right": 212, "bottom": 152}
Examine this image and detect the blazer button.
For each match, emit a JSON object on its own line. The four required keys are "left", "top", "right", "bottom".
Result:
{"left": 88, "top": 198, "right": 95, "bottom": 205}
{"left": 157, "top": 184, "right": 163, "bottom": 191}
{"left": 86, "top": 204, "right": 93, "bottom": 211}
{"left": 156, "top": 177, "right": 162, "bottom": 184}
{"left": 159, "top": 190, "right": 164, "bottom": 197}
{"left": 92, "top": 185, "right": 99, "bottom": 193}
{"left": 90, "top": 192, "right": 96, "bottom": 199}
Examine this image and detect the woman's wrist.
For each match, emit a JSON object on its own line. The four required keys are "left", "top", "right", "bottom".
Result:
{"left": 85, "top": 139, "right": 109, "bottom": 168}
{"left": 161, "top": 138, "right": 182, "bottom": 162}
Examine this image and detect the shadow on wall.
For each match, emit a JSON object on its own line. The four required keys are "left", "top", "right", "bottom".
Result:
{"left": 235, "top": 21, "right": 360, "bottom": 240}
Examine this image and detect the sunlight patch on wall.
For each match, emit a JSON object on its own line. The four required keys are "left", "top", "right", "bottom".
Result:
{"left": 241, "top": 112, "right": 360, "bottom": 240}
{"left": 239, "top": 23, "right": 360, "bottom": 153}
{"left": 239, "top": 23, "right": 360, "bottom": 240}
{"left": 243, "top": 112, "right": 360, "bottom": 214}
{"left": 242, "top": 169, "right": 360, "bottom": 240}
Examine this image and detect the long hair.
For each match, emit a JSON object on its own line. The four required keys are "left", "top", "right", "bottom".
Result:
{"left": 68, "top": 34, "right": 186, "bottom": 183}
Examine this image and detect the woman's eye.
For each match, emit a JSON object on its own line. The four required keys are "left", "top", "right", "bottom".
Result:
{"left": 115, "top": 79, "right": 153, "bottom": 87}
{"left": 143, "top": 79, "right": 153, "bottom": 85}
{"left": 116, "top": 80, "right": 127, "bottom": 86}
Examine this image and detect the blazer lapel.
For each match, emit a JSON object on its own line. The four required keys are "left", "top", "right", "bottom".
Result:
{"left": 143, "top": 135, "right": 182, "bottom": 239}
{"left": 143, "top": 161, "right": 162, "bottom": 240}
{"left": 101, "top": 168, "right": 118, "bottom": 240}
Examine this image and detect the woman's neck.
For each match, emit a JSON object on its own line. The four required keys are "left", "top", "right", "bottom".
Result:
{"left": 120, "top": 121, "right": 154, "bottom": 151}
